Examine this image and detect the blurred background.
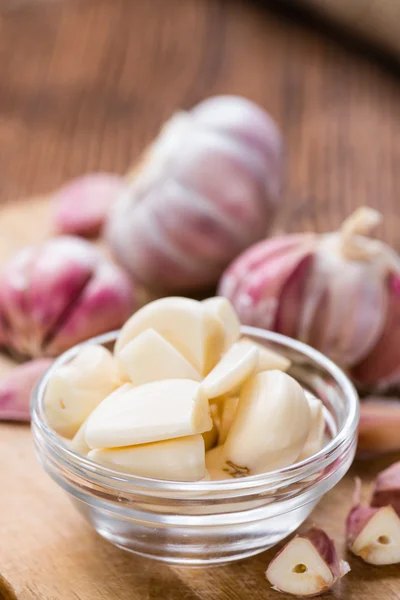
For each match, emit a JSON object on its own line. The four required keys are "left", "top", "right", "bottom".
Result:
{"left": 0, "top": 0, "right": 399, "bottom": 245}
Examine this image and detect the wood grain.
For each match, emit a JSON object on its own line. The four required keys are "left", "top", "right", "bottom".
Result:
{"left": 0, "top": 1, "right": 399, "bottom": 599}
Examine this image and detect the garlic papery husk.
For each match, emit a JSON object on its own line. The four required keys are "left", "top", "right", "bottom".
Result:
{"left": 105, "top": 95, "right": 283, "bottom": 293}
{"left": 219, "top": 207, "right": 400, "bottom": 389}
{"left": 0, "top": 358, "right": 52, "bottom": 421}
{"left": 370, "top": 461, "right": 400, "bottom": 516}
{"left": 0, "top": 236, "right": 144, "bottom": 358}
{"left": 53, "top": 173, "right": 127, "bottom": 238}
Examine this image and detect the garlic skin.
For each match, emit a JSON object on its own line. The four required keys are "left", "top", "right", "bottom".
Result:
{"left": 0, "top": 236, "right": 142, "bottom": 358}
{"left": 357, "top": 399, "right": 400, "bottom": 457}
{"left": 266, "top": 528, "right": 350, "bottom": 596}
{"left": 0, "top": 358, "right": 52, "bottom": 421}
{"left": 105, "top": 95, "right": 283, "bottom": 292}
{"left": 219, "top": 208, "right": 400, "bottom": 389}
{"left": 53, "top": 173, "right": 126, "bottom": 238}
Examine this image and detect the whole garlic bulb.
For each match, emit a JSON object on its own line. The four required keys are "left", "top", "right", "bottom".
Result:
{"left": 105, "top": 95, "right": 284, "bottom": 292}
{"left": 219, "top": 207, "right": 400, "bottom": 389}
{"left": 0, "top": 236, "right": 144, "bottom": 358}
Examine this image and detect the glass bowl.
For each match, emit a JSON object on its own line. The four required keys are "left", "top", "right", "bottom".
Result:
{"left": 31, "top": 327, "right": 359, "bottom": 567}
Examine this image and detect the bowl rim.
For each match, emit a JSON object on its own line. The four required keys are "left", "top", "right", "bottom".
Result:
{"left": 31, "top": 326, "right": 359, "bottom": 494}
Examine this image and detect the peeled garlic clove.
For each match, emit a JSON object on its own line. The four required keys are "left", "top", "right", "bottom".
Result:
{"left": 53, "top": 173, "right": 126, "bottom": 238}
{"left": 370, "top": 461, "right": 400, "bottom": 516}
{"left": 202, "top": 297, "right": 240, "bottom": 351}
{"left": 266, "top": 528, "right": 350, "bottom": 596}
{"left": 115, "top": 297, "right": 224, "bottom": 375}
{"left": 0, "top": 358, "right": 52, "bottom": 421}
{"left": 89, "top": 434, "right": 206, "bottom": 481}
{"left": 202, "top": 403, "right": 220, "bottom": 451}
{"left": 106, "top": 96, "right": 283, "bottom": 293}
{"left": 117, "top": 328, "right": 201, "bottom": 384}
{"left": 69, "top": 420, "right": 91, "bottom": 455}
{"left": 239, "top": 338, "right": 291, "bottom": 372}
{"left": 297, "top": 396, "right": 325, "bottom": 461}
{"left": 44, "top": 345, "right": 121, "bottom": 438}
{"left": 357, "top": 398, "right": 400, "bottom": 457}
{"left": 218, "top": 396, "right": 239, "bottom": 445}
{"left": 201, "top": 342, "right": 258, "bottom": 399}
{"left": 220, "top": 208, "right": 400, "bottom": 389}
{"left": 85, "top": 379, "right": 212, "bottom": 449}
{"left": 219, "top": 370, "right": 310, "bottom": 475}
{"left": 205, "top": 446, "right": 232, "bottom": 480}
{"left": 0, "top": 236, "right": 142, "bottom": 358}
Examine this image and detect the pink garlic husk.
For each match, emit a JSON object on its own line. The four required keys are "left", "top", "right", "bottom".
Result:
{"left": 371, "top": 461, "right": 400, "bottom": 516}
{"left": 357, "top": 398, "right": 400, "bottom": 458}
{"left": 266, "top": 527, "right": 349, "bottom": 597}
{"left": 0, "top": 358, "right": 52, "bottom": 421}
{"left": 105, "top": 95, "right": 284, "bottom": 293}
{"left": 53, "top": 173, "right": 127, "bottom": 238}
{"left": 0, "top": 236, "right": 145, "bottom": 358}
{"left": 219, "top": 207, "right": 400, "bottom": 390}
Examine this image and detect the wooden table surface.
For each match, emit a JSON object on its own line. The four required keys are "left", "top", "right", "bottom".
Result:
{"left": 0, "top": 1, "right": 399, "bottom": 599}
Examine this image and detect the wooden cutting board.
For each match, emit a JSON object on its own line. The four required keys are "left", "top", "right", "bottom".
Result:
{"left": 0, "top": 197, "right": 399, "bottom": 600}
{"left": 0, "top": 0, "right": 400, "bottom": 598}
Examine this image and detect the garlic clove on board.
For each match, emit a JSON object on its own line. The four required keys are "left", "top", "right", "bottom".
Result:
{"left": 0, "top": 358, "right": 52, "bottom": 421}
{"left": 85, "top": 379, "right": 212, "bottom": 449}
{"left": 201, "top": 341, "right": 258, "bottom": 399}
{"left": 88, "top": 435, "right": 206, "bottom": 481}
{"left": 266, "top": 528, "right": 350, "bottom": 596}
{"left": 202, "top": 297, "right": 241, "bottom": 351}
{"left": 357, "top": 399, "right": 400, "bottom": 457}
{"left": 117, "top": 328, "right": 201, "bottom": 385}
{"left": 44, "top": 345, "right": 122, "bottom": 438}
{"left": 346, "top": 477, "right": 400, "bottom": 565}
{"left": 114, "top": 297, "right": 225, "bottom": 375}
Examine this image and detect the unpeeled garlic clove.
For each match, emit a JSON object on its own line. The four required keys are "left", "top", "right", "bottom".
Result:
{"left": 85, "top": 379, "right": 212, "bottom": 449}
{"left": 202, "top": 297, "right": 240, "bottom": 351}
{"left": 297, "top": 395, "right": 325, "bottom": 461}
{"left": 53, "top": 173, "right": 127, "bottom": 238}
{"left": 117, "top": 328, "right": 201, "bottom": 385}
{"left": 0, "top": 236, "right": 143, "bottom": 358}
{"left": 114, "top": 297, "right": 225, "bottom": 375}
{"left": 44, "top": 345, "right": 122, "bottom": 438}
{"left": 0, "top": 358, "right": 52, "bottom": 421}
{"left": 220, "top": 208, "right": 400, "bottom": 389}
{"left": 201, "top": 342, "right": 258, "bottom": 399}
{"left": 212, "top": 370, "right": 311, "bottom": 476}
{"left": 357, "top": 398, "right": 400, "bottom": 457}
{"left": 370, "top": 461, "right": 400, "bottom": 516}
{"left": 266, "top": 528, "right": 350, "bottom": 596}
{"left": 88, "top": 435, "right": 206, "bottom": 481}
